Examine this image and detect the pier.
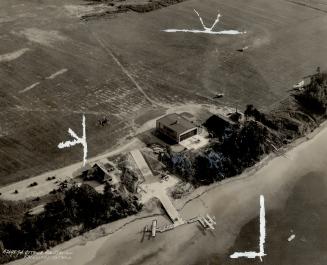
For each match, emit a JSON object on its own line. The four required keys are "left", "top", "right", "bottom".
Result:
{"left": 147, "top": 215, "right": 216, "bottom": 236}
{"left": 131, "top": 149, "right": 184, "bottom": 225}
{"left": 155, "top": 191, "right": 184, "bottom": 225}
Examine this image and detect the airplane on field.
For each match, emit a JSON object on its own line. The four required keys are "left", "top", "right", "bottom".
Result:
{"left": 237, "top": 46, "right": 249, "bottom": 52}
{"left": 293, "top": 80, "right": 304, "bottom": 89}
{"left": 213, "top": 93, "right": 224, "bottom": 99}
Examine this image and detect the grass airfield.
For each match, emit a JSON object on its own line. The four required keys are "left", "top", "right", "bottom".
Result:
{"left": 1, "top": 0, "right": 327, "bottom": 184}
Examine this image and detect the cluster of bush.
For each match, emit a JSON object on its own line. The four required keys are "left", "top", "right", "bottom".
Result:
{"left": 0, "top": 183, "right": 142, "bottom": 264}
{"left": 120, "top": 168, "right": 139, "bottom": 193}
{"left": 294, "top": 70, "right": 327, "bottom": 114}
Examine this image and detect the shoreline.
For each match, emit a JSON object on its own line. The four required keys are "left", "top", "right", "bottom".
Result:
{"left": 6, "top": 118, "right": 327, "bottom": 265}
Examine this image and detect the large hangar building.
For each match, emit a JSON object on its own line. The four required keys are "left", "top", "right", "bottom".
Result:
{"left": 156, "top": 113, "right": 198, "bottom": 143}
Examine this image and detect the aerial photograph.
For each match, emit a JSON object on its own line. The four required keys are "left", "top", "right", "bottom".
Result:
{"left": 0, "top": 0, "right": 327, "bottom": 264}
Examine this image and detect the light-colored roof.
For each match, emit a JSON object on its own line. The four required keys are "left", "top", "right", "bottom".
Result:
{"left": 157, "top": 113, "right": 196, "bottom": 134}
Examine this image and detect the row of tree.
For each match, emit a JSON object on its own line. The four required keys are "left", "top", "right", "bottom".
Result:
{"left": 0, "top": 183, "right": 142, "bottom": 264}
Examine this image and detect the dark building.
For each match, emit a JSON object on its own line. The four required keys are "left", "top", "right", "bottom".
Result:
{"left": 203, "top": 114, "right": 236, "bottom": 140}
{"left": 156, "top": 113, "right": 198, "bottom": 143}
{"left": 82, "top": 163, "right": 113, "bottom": 184}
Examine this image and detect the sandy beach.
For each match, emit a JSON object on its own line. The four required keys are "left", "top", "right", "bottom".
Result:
{"left": 7, "top": 122, "right": 327, "bottom": 265}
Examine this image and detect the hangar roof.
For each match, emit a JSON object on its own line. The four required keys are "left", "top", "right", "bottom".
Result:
{"left": 157, "top": 113, "right": 196, "bottom": 135}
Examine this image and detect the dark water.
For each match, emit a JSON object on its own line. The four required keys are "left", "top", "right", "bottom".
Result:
{"left": 194, "top": 171, "right": 327, "bottom": 265}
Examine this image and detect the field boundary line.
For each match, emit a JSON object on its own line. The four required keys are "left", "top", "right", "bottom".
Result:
{"left": 286, "top": 0, "right": 327, "bottom": 13}
{"left": 88, "top": 30, "right": 160, "bottom": 107}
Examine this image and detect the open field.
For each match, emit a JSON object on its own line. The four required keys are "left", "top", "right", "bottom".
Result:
{"left": 1, "top": 0, "right": 327, "bottom": 184}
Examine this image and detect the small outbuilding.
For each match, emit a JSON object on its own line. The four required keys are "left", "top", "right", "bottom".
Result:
{"left": 82, "top": 162, "right": 114, "bottom": 184}
{"left": 156, "top": 113, "right": 198, "bottom": 143}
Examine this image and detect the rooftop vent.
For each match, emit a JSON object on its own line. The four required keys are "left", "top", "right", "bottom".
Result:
{"left": 171, "top": 120, "right": 178, "bottom": 125}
